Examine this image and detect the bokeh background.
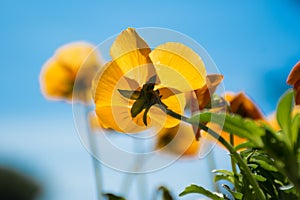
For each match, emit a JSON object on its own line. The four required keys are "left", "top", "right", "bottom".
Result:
{"left": 0, "top": 0, "right": 299, "bottom": 199}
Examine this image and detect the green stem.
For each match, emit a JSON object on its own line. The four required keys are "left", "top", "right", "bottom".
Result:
{"left": 230, "top": 134, "right": 239, "bottom": 190}
{"left": 165, "top": 108, "right": 266, "bottom": 199}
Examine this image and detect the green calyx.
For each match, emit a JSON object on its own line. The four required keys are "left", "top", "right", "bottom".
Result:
{"left": 118, "top": 75, "right": 165, "bottom": 126}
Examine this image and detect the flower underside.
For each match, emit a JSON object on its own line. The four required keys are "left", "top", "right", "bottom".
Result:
{"left": 118, "top": 75, "right": 168, "bottom": 126}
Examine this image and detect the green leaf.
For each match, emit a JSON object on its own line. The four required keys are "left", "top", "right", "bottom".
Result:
{"left": 253, "top": 174, "right": 267, "bottom": 182}
{"left": 179, "top": 184, "right": 224, "bottom": 200}
{"left": 247, "top": 163, "right": 258, "bottom": 169}
{"left": 276, "top": 89, "right": 294, "bottom": 144}
{"left": 103, "top": 193, "right": 126, "bottom": 200}
{"left": 291, "top": 113, "right": 300, "bottom": 145}
{"left": 118, "top": 89, "right": 140, "bottom": 100}
{"left": 131, "top": 97, "right": 146, "bottom": 118}
{"left": 222, "top": 184, "right": 243, "bottom": 199}
{"left": 212, "top": 169, "right": 234, "bottom": 176}
{"left": 234, "top": 141, "right": 256, "bottom": 151}
{"left": 250, "top": 157, "right": 278, "bottom": 172}
{"left": 214, "top": 174, "right": 234, "bottom": 184}
{"left": 188, "top": 112, "right": 265, "bottom": 147}
{"left": 158, "top": 186, "right": 174, "bottom": 200}
{"left": 147, "top": 74, "right": 157, "bottom": 84}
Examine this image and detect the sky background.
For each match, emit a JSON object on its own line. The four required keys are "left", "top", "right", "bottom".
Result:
{"left": 0, "top": 0, "right": 300, "bottom": 199}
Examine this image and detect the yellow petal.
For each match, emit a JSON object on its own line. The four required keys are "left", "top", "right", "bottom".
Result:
{"left": 93, "top": 61, "right": 125, "bottom": 104}
{"left": 94, "top": 61, "right": 156, "bottom": 133}
{"left": 156, "top": 123, "right": 200, "bottom": 157}
{"left": 110, "top": 28, "right": 156, "bottom": 85}
{"left": 149, "top": 42, "right": 206, "bottom": 92}
{"left": 55, "top": 42, "right": 101, "bottom": 72}
{"left": 95, "top": 105, "right": 150, "bottom": 133}
{"left": 149, "top": 91, "right": 186, "bottom": 128}
{"left": 39, "top": 59, "right": 75, "bottom": 100}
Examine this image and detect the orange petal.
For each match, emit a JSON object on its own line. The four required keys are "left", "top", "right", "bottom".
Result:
{"left": 225, "top": 92, "right": 264, "bottom": 120}
{"left": 287, "top": 61, "right": 300, "bottom": 85}
{"left": 149, "top": 42, "right": 206, "bottom": 92}
{"left": 195, "top": 74, "right": 224, "bottom": 109}
{"left": 110, "top": 28, "right": 156, "bottom": 85}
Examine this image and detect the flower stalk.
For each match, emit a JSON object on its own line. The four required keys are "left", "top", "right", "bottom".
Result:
{"left": 165, "top": 108, "right": 266, "bottom": 199}
{"left": 122, "top": 83, "right": 266, "bottom": 198}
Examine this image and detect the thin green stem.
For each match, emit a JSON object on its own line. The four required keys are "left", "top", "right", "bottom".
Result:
{"left": 165, "top": 108, "right": 266, "bottom": 200}
{"left": 230, "top": 134, "right": 239, "bottom": 190}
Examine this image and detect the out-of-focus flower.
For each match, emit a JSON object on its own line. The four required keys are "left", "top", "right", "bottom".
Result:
{"left": 155, "top": 123, "right": 200, "bottom": 157}
{"left": 39, "top": 42, "right": 102, "bottom": 103}
{"left": 202, "top": 92, "right": 265, "bottom": 147}
{"left": 93, "top": 28, "right": 207, "bottom": 133}
{"left": 287, "top": 61, "right": 300, "bottom": 105}
{"left": 224, "top": 92, "right": 265, "bottom": 145}
{"left": 225, "top": 92, "right": 264, "bottom": 120}
{"left": 222, "top": 92, "right": 265, "bottom": 146}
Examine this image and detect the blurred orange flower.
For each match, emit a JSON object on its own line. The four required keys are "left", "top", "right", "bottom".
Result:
{"left": 202, "top": 92, "right": 265, "bottom": 147}
{"left": 155, "top": 123, "right": 200, "bottom": 157}
{"left": 39, "top": 42, "right": 102, "bottom": 103}
{"left": 222, "top": 92, "right": 265, "bottom": 146}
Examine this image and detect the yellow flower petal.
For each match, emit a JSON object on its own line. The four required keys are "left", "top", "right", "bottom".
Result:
{"left": 95, "top": 105, "right": 150, "bottom": 133}
{"left": 156, "top": 123, "right": 200, "bottom": 157}
{"left": 149, "top": 91, "right": 186, "bottom": 128}
{"left": 93, "top": 61, "right": 125, "bottom": 104}
{"left": 110, "top": 28, "right": 156, "bottom": 85}
{"left": 149, "top": 42, "right": 206, "bottom": 92}
{"left": 94, "top": 62, "right": 155, "bottom": 133}
{"left": 40, "top": 59, "right": 74, "bottom": 100}
{"left": 40, "top": 41, "right": 101, "bottom": 102}
{"left": 55, "top": 42, "right": 100, "bottom": 72}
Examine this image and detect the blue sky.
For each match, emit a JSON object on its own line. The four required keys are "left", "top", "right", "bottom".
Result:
{"left": 1, "top": 0, "right": 300, "bottom": 117}
{"left": 0, "top": 1, "right": 300, "bottom": 199}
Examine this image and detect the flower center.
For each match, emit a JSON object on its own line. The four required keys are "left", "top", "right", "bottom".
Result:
{"left": 118, "top": 75, "right": 166, "bottom": 126}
